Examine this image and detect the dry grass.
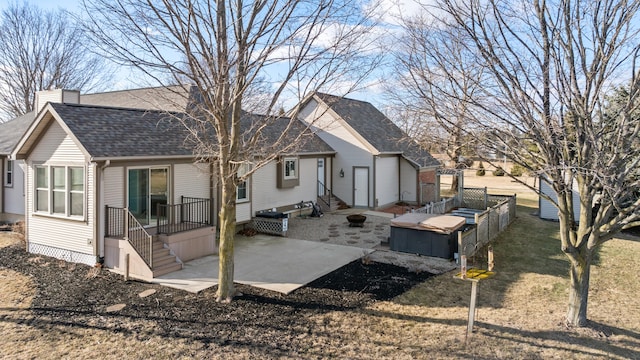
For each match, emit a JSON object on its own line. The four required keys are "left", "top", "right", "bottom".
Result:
{"left": 1, "top": 178, "right": 638, "bottom": 358}
{"left": 310, "top": 198, "right": 639, "bottom": 359}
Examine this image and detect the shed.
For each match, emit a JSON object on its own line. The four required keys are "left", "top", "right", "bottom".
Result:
{"left": 539, "top": 176, "right": 581, "bottom": 222}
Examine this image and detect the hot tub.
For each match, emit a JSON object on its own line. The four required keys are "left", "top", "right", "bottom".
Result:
{"left": 389, "top": 213, "right": 466, "bottom": 259}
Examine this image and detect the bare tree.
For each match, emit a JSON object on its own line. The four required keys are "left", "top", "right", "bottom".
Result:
{"left": 82, "top": 0, "right": 380, "bottom": 302}
{"left": 385, "top": 14, "right": 485, "bottom": 189}
{"left": 0, "top": 2, "right": 111, "bottom": 121}
{"left": 412, "top": 0, "right": 640, "bottom": 326}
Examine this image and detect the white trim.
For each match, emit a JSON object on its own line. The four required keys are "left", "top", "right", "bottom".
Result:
{"left": 4, "top": 158, "right": 13, "bottom": 187}
{"left": 33, "top": 164, "right": 86, "bottom": 221}
{"left": 283, "top": 157, "right": 298, "bottom": 180}
{"left": 236, "top": 163, "right": 250, "bottom": 202}
{"left": 126, "top": 165, "right": 171, "bottom": 226}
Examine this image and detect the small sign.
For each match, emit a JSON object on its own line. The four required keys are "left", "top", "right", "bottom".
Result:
{"left": 454, "top": 268, "right": 496, "bottom": 281}
{"left": 282, "top": 218, "right": 288, "bottom": 232}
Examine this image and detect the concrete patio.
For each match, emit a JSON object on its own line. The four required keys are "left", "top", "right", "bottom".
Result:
{"left": 151, "top": 209, "right": 457, "bottom": 294}
{"left": 152, "top": 235, "right": 373, "bottom": 294}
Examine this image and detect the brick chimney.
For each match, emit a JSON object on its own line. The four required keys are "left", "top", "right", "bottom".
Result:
{"left": 35, "top": 89, "right": 80, "bottom": 112}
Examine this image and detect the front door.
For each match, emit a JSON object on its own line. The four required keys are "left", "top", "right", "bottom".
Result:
{"left": 128, "top": 167, "right": 169, "bottom": 226}
{"left": 353, "top": 167, "right": 369, "bottom": 207}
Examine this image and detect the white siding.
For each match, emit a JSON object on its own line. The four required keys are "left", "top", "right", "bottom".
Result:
{"left": 300, "top": 101, "right": 373, "bottom": 206}
{"left": 375, "top": 156, "right": 399, "bottom": 208}
{"left": 236, "top": 202, "right": 252, "bottom": 223}
{"left": 400, "top": 158, "right": 417, "bottom": 203}
{"left": 251, "top": 159, "right": 318, "bottom": 213}
{"left": 173, "top": 163, "right": 210, "bottom": 202}
{"left": 539, "top": 178, "right": 581, "bottom": 222}
{"left": 26, "top": 121, "right": 93, "bottom": 257}
{"left": 27, "top": 164, "right": 94, "bottom": 256}
{"left": 103, "top": 166, "right": 124, "bottom": 208}
{"left": 30, "top": 121, "right": 86, "bottom": 163}
{"left": 4, "top": 160, "right": 25, "bottom": 215}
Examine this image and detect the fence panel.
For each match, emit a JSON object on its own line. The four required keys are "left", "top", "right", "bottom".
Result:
{"left": 499, "top": 202, "right": 510, "bottom": 231}
{"left": 475, "top": 211, "right": 490, "bottom": 248}
{"left": 463, "top": 187, "right": 487, "bottom": 209}
{"left": 458, "top": 227, "right": 478, "bottom": 258}
{"left": 488, "top": 207, "right": 500, "bottom": 240}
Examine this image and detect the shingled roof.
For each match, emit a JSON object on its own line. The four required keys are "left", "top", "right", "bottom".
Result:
{"left": 314, "top": 93, "right": 440, "bottom": 168}
{"left": 0, "top": 111, "right": 35, "bottom": 155}
{"left": 81, "top": 85, "right": 192, "bottom": 113}
{"left": 38, "top": 102, "right": 332, "bottom": 159}
{"left": 49, "top": 103, "right": 192, "bottom": 158}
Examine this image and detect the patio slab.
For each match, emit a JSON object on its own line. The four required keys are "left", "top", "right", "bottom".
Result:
{"left": 152, "top": 235, "right": 372, "bottom": 294}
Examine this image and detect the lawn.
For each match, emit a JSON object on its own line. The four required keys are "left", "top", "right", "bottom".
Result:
{"left": 1, "top": 185, "right": 639, "bottom": 358}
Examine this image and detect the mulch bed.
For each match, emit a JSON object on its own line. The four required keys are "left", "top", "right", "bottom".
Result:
{"left": 0, "top": 239, "right": 433, "bottom": 357}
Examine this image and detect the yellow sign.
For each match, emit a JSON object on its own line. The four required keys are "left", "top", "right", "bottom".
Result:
{"left": 454, "top": 268, "right": 495, "bottom": 281}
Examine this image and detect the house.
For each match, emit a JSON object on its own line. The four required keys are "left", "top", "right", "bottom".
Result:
{"left": 11, "top": 88, "right": 335, "bottom": 279}
{"left": 295, "top": 92, "right": 440, "bottom": 209}
{"left": 0, "top": 111, "right": 36, "bottom": 223}
{"left": 539, "top": 176, "right": 581, "bottom": 222}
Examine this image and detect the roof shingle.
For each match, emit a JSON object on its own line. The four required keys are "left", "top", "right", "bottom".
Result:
{"left": 0, "top": 111, "right": 36, "bottom": 155}
{"left": 48, "top": 102, "right": 333, "bottom": 159}
{"left": 315, "top": 93, "right": 439, "bottom": 167}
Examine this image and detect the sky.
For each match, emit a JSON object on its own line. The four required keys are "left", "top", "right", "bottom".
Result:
{"left": 0, "top": 0, "right": 400, "bottom": 109}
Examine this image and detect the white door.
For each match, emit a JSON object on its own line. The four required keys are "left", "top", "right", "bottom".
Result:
{"left": 354, "top": 167, "right": 369, "bottom": 207}
{"left": 317, "top": 158, "right": 325, "bottom": 196}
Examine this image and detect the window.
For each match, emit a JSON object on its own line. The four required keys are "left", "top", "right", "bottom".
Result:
{"left": 4, "top": 159, "right": 13, "bottom": 187}
{"left": 69, "top": 167, "right": 84, "bottom": 216}
{"left": 34, "top": 165, "right": 84, "bottom": 218}
{"left": 284, "top": 157, "right": 298, "bottom": 180}
{"left": 36, "top": 166, "right": 49, "bottom": 212}
{"left": 277, "top": 156, "right": 300, "bottom": 188}
{"left": 236, "top": 163, "right": 249, "bottom": 202}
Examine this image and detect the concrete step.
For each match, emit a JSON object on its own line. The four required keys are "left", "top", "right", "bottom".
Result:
{"left": 153, "top": 254, "right": 179, "bottom": 268}
{"left": 318, "top": 196, "right": 341, "bottom": 213}
{"left": 152, "top": 261, "right": 182, "bottom": 277}
{"left": 153, "top": 247, "right": 170, "bottom": 259}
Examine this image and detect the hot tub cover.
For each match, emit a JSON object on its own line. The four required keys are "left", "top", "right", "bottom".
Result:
{"left": 390, "top": 213, "right": 466, "bottom": 234}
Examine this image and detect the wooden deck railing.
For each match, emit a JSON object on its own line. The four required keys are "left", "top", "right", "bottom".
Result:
{"left": 105, "top": 206, "right": 153, "bottom": 268}
{"left": 157, "top": 196, "right": 211, "bottom": 235}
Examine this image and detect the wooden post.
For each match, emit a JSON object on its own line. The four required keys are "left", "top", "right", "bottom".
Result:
{"left": 488, "top": 246, "right": 495, "bottom": 271}
{"left": 124, "top": 253, "right": 130, "bottom": 281}
{"left": 460, "top": 255, "right": 467, "bottom": 279}
{"left": 467, "top": 280, "right": 479, "bottom": 339}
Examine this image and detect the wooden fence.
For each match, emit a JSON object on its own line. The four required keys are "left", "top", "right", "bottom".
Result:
{"left": 457, "top": 194, "right": 516, "bottom": 259}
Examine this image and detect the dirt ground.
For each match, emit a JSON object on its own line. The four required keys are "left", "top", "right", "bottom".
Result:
{"left": 0, "top": 232, "right": 436, "bottom": 359}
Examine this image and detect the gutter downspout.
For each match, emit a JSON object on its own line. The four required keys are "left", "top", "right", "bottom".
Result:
{"left": 373, "top": 155, "right": 377, "bottom": 210}
{"left": 94, "top": 160, "right": 110, "bottom": 264}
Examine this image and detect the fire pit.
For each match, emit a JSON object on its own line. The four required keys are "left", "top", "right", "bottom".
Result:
{"left": 346, "top": 214, "right": 367, "bottom": 227}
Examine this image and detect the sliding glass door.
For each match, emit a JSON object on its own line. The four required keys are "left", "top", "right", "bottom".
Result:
{"left": 128, "top": 167, "right": 169, "bottom": 226}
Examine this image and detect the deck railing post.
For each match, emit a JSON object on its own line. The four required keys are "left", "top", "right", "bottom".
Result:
{"left": 123, "top": 208, "right": 129, "bottom": 240}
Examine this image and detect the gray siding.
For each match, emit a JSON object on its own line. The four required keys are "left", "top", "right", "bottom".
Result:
{"left": 4, "top": 160, "right": 25, "bottom": 215}
{"left": 400, "top": 158, "right": 417, "bottom": 203}
{"left": 251, "top": 159, "right": 318, "bottom": 213}
{"left": 375, "top": 156, "right": 399, "bottom": 208}
{"left": 300, "top": 100, "right": 372, "bottom": 206}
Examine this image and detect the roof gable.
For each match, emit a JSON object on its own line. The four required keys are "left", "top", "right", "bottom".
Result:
{"left": 314, "top": 93, "right": 439, "bottom": 167}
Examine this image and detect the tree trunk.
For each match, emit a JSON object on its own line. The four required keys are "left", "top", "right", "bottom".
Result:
{"left": 450, "top": 175, "right": 459, "bottom": 193}
{"left": 566, "top": 250, "right": 592, "bottom": 327}
{"left": 216, "top": 181, "right": 237, "bottom": 303}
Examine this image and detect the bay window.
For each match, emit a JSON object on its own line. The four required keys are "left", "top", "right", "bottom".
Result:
{"left": 34, "top": 165, "right": 84, "bottom": 218}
